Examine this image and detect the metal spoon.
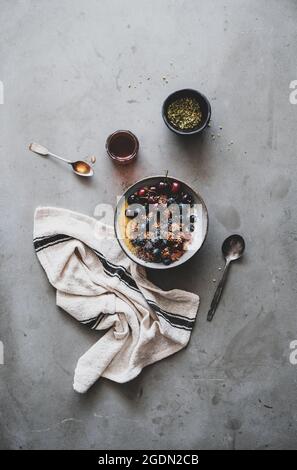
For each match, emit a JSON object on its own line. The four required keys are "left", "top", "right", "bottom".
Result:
{"left": 29, "top": 143, "right": 94, "bottom": 177}
{"left": 207, "top": 234, "right": 245, "bottom": 322}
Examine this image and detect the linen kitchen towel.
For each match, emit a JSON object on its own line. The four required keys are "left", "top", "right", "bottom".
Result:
{"left": 33, "top": 207, "right": 200, "bottom": 393}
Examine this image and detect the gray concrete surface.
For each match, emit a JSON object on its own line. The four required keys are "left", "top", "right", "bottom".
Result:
{"left": 1, "top": 0, "right": 297, "bottom": 450}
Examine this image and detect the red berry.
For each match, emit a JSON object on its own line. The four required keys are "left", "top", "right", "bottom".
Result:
{"left": 171, "top": 181, "right": 181, "bottom": 194}
{"left": 158, "top": 181, "right": 169, "bottom": 193}
{"left": 138, "top": 188, "right": 146, "bottom": 197}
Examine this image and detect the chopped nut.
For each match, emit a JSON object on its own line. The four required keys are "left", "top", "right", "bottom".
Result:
{"left": 167, "top": 97, "right": 202, "bottom": 130}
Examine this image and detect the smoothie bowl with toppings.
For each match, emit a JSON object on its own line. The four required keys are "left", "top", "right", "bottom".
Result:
{"left": 114, "top": 176, "right": 208, "bottom": 269}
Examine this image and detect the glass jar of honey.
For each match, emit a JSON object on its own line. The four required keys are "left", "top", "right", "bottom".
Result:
{"left": 106, "top": 130, "right": 139, "bottom": 165}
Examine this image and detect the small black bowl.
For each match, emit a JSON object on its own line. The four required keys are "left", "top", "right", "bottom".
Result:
{"left": 162, "top": 88, "right": 211, "bottom": 135}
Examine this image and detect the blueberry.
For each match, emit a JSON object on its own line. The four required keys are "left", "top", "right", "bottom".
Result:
{"left": 128, "top": 194, "right": 137, "bottom": 204}
{"left": 151, "top": 236, "right": 161, "bottom": 246}
{"left": 190, "top": 214, "right": 196, "bottom": 223}
{"left": 162, "top": 258, "right": 172, "bottom": 265}
{"left": 167, "top": 197, "right": 176, "bottom": 205}
{"left": 145, "top": 241, "right": 153, "bottom": 252}
{"left": 182, "top": 193, "right": 193, "bottom": 205}
{"left": 190, "top": 223, "right": 195, "bottom": 232}
{"left": 125, "top": 208, "right": 136, "bottom": 218}
{"left": 152, "top": 248, "right": 161, "bottom": 259}
{"left": 134, "top": 237, "right": 144, "bottom": 246}
{"left": 160, "top": 240, "right": 168, "bottom": 248}
{"left": 127, "top": 205, "right": 142, "bottom": 217}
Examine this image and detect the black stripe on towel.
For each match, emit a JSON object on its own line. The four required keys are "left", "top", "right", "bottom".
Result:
{"left": 147, "top": 300, "right": 194, "bottom": 331}
{"left": 34, "top": 234, "right": 72, "bottom": 252}
{"left": 80, "top": 315, "right": 103, "bottom": 329}
{"left": 33, "top": 234, "right": 194, "bottom": 331}
{"left": 147, "top": 300, "right": 195, "bottom": 324}
{"left": 93, "top": 249, "right": 139, "bottom": 292}
{"left": 81, "top": 313, "right": 103, "bottom": 330}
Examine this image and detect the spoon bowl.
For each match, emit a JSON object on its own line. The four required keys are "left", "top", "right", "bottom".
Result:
{"left": 71, "top": 161, "right": 94, "bottom": 177}
{"left": 222, "top": 234, "right": 245, "bottom": 262}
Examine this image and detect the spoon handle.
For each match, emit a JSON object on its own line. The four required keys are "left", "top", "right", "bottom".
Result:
{"left": 48, "top": 152, "right": 72, "bottom": 164}
{"left": 207, "top": 261, "right": 230, "bottom": 321}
